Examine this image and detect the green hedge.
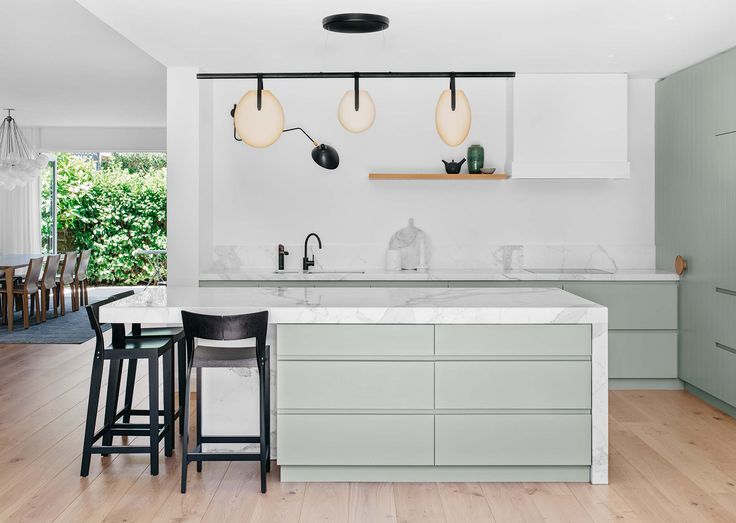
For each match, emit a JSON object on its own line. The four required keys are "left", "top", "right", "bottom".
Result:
{"left": 42, "top": 153, "right": 167, "bottom": 285}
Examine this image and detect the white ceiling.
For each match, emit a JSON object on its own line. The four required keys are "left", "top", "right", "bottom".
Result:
{"left": 0, "top": 0, "right": 165, "bottom": 128}
{"left": 75, "top": 0, "right": 736, "bottom": 78}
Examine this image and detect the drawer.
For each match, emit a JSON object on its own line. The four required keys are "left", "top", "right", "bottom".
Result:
{"left": 435, "top": 325, "right": 590, "bottom": 356}
{"left": 435, "top": 361, "right": 591, "bottom": 409}
{"left": 435, "top": 414, "right": 591, "bottom": 465}
{"left": 277, "top": 414, "right": 434, "bottom": 465}
{"left": 609, "top": 331, "right": 678, "bottom": 378}
{"left": 277, "top": 324, "right": 433, "bottom": 356}
{"left": 562, "top": 282, "right": 677, "bottom": 330}
{"left": 278, "top": 361, "right": 434, "bottom": 409}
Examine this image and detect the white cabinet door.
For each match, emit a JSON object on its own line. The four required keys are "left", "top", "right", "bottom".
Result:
{"left": 512, "top": 73, "right": 630, "bottom": 178}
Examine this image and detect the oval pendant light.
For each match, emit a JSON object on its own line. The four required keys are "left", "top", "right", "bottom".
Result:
{"left": 435, "top": 75, "right": 471, "bottom": 146}
{"left": 338, "top": 90, "right": 375, "bottom": 133}
{"left": 233, "top": 77, "right": 285, "bottom": 147}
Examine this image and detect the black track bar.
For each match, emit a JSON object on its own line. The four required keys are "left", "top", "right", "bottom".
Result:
{"left": 197, "top": 71, "right": 515, "bottom": 80}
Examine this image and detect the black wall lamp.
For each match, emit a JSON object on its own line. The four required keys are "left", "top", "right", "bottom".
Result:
{"left": 229, "top": 105, "right": 339, "bottom": 170}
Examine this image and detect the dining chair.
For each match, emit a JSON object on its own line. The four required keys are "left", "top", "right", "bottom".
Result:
{"left": 56, "top": 251, "right": 78, "bottom": 316}
{"left": 75, "top": 249, "right": 91, "bottom": 307}
{"left": 39, "top": 254, "right": 61, "bottom": 321}
{"left": 0, "top": 257, "right": 44, "bottom": 329}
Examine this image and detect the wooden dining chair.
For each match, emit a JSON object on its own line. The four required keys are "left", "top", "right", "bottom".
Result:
{"left": 40, "top": 254, "right": 61, "bottom": 321}
{"left": 56, "top": 251, "right": 78, "bottom": 316}
{"left": 1, "top": 257, "right": 45, "bottom": 329}
{"left": 75, "top": 249, "right": 92, "bottom": 307}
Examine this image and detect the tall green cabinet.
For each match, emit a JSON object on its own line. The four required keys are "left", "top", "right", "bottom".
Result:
{"left": 656, "top": 47, "right": 736, "bottom": 408}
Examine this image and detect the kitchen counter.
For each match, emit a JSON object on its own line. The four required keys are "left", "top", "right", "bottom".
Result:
{"left": 100, "top": 286, "right": 608, "bottom": 484}
{"left": 199, "top": 268, "right": 679, "bottom": 282}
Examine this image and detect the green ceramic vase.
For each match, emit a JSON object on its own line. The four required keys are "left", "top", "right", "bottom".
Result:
{"left": 467, "top": 144, "right": 484, "bottom": 174}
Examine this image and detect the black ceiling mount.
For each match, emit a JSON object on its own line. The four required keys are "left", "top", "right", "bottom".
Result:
{"left": 322, "top": 13, "right": 389, "bottom": 34}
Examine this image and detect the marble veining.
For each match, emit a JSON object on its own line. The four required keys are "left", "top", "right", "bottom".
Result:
{"left": 99, "top": 286, "right": 609, "bottom": 484}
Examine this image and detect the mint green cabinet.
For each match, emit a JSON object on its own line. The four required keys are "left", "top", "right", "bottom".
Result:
{"left": 278, "top": 361, "right": 434, "bottom": 410}
{"left": 435, "top": 414, "right": 591, "bottom": 466}
{"left": 435, "top": 361, "right": 591, "bottom": 409}
{"left": 562, "top": 283, "right": 677, "bottom": 330}
{"left": 656, "top": 46, "right": 736, "bottom": 407}
{"left": 609, "top": 332, "right": 678, "bottom": 378}
{"left": 277, "top": 414, "right": 434, "bottom": 465}
{"left": 277, "top": 323, "right": 594, "bottom": 481}
{"left": 278, "top": 324, "right": 433, "bottom": 356}
{"left": 435, "top": 324, "right": 590, "bottom": 356}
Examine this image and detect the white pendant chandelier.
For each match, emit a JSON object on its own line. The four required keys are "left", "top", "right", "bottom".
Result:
{"left": 0, "top": 109, "right": 48, "bottom": 190}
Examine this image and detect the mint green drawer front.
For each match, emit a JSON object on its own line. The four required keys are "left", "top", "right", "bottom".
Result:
{"left": 277, "top": 414, "right": 434, "bottom": 465}
{"left": 435, "top": 414, "right": 591, "bottom": 466}
{"left": 609, "top": 331, "right": 678, "bottom": 378}
{"left": 435, "top": 325, "right": 590, "bottom": 356}
{"left": 278, "top": 361, "right": 434, "bottom": 409}
{"left": 435, "top": 361, "right": 591, "bottom": 409}
{"left": 277, "top": 324, "right": 433, "bottom": 356}
{"left": 562, "top": 282, "right": 677, "bottom": 330}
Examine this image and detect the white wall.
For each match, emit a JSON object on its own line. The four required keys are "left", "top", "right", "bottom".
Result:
{"left": 198, "top": 78, "right": 655, "bottom": 272}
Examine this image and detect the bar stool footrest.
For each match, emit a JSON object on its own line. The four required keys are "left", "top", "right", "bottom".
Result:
{"left": 200, "top": 435, "right": 262, "bottom": 444}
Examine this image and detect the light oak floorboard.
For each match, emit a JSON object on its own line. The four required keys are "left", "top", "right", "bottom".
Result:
{"left": 5, "top": 342, "right": 736, "bottom": 521}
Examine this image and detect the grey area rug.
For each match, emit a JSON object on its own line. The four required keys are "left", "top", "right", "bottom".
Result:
{"left": 0, "top": 286, "right": 142, "bottom": 344}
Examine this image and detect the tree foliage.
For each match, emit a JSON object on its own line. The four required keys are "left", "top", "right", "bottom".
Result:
{"left": 42, "top": 153, "right": 167, "bottom": 285}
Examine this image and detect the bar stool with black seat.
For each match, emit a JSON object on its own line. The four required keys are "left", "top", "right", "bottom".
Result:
{"left": 180, "top": 310, "right": 271, "bottom": 494}
{"left": 121, "top": 323, "right": 188, "bottom": 435}
{"left": 80, "top": 291, "right": 175, "bottom": 477}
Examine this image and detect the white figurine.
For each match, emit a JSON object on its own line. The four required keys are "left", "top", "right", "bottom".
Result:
{"left": 388, "top": 218, "right": 429, "bottom": 270}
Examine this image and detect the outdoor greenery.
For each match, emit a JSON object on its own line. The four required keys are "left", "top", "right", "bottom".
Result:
{"left": 41, "top": 152, "right": 167, "bottom": 285}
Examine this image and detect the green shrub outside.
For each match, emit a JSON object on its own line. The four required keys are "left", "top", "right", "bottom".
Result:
{"left": 41, "top": 153, "right": 167, "bottom": 285}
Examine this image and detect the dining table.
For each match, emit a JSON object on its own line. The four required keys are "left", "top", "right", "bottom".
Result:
{"left": 0, "top": 254, "right": 42, "bottom": 332}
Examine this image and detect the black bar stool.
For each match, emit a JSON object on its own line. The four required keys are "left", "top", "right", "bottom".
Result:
{"left": 121, "top": 324, "right": 187, "bottom": 435}
{"left": 80, "top": 291, "right": 175, "bottom": 477}
{"left": 180, "top": 310, "right": 271, "bottom": 493}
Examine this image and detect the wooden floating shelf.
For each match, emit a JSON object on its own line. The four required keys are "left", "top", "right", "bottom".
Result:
{"left": 369, "top": 173, "right": 510, "bottom": 180}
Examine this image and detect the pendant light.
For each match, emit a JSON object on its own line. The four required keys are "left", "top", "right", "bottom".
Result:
{"left": 338, "top": 73, "right": 376, "bottom": 133}
{"left": 233, "top": 75, "right": 285, "bottom": 148}
{"left": 435, "top": 73, "right": 472, "bottom": 146}
{"left": 0, "top": 109, "right": 48, "bottom": 190}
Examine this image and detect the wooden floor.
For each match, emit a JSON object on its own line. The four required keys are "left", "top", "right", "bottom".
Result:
{"left": 3, "top": 341, "right": 736, "bottom": 523}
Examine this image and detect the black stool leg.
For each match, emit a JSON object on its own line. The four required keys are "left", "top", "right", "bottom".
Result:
{"left": 181, "top": 364, "right": 193, "bottom": 493}
{"left": 259, "top": 359, "right": 267, "bottom": 493}
{"left": 265, "top": 350, "right": 271, "bottom": 473}
{"left": 196, "top": 366, "right": 203, "bottom": 473}
{"left": 122, "top": 359, "right": 137, "bottom": 424}
{"left": 81, "top": 356, "right": 105, "bottom": 476}
{"left": 163, "top": 348, "right": 174, "bottom": 457}
{"left": 177, "top": 339, "right": 186, "bottom": 435}
{"left": 148, "top": 356, "right": 160, "bottom": 476}
{"left": 101, "top": 359, "right": 123, "bottom": 453}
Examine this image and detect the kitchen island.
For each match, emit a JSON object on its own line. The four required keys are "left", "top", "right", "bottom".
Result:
{"left": 100, "top": 285, "right": 608, "bottom": 484}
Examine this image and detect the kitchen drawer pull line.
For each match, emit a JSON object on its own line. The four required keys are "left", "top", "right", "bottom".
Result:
{"left": 716, "top": 287, "right": 736, "bottom": 297}
{"left": 715, "top": 342, "right": 736, "bottom": 355}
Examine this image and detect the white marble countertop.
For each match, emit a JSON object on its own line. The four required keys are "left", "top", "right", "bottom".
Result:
{"left": 199, "top": 268, "right": 679, "bottom": 282}
{"left": 99, "top": 285, "right": 607, "bottom": 325}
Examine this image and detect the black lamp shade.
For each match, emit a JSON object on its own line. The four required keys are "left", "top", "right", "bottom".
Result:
{"left": 311, "top": 144, "right": 340, "bottom": 170}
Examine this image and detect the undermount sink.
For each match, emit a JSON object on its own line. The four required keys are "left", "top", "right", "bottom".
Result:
{"left": 307, "top": 270, "right": 366, "bottom": 274}
{"left": 525, "top": 268, "right": 612, "bottom": 274}
{"left": 272, "top": 269, "right": 366, "bottom": 274}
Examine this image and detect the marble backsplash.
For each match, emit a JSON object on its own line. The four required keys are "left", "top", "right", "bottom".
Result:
{"left": 204, "top": 243, "right": 655, "bottom": 274}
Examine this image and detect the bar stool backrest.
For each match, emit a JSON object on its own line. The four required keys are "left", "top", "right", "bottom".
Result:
{"left": 23, "top": 257, "right": 44, "bottom": 294}
{"left": 181, "top": 310, "right": 269, "bottom": 360}
{"left": 86, "top": 290, "right": 135, "bottom": 356}
{"left": 60, "top": 251, "right": 78, "bottom": 284}
{"left": 42, "top": 254, "right": 61, "bottom": 289}
{"left": 76, "top": 249, "right": 91, "bottom": 282}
